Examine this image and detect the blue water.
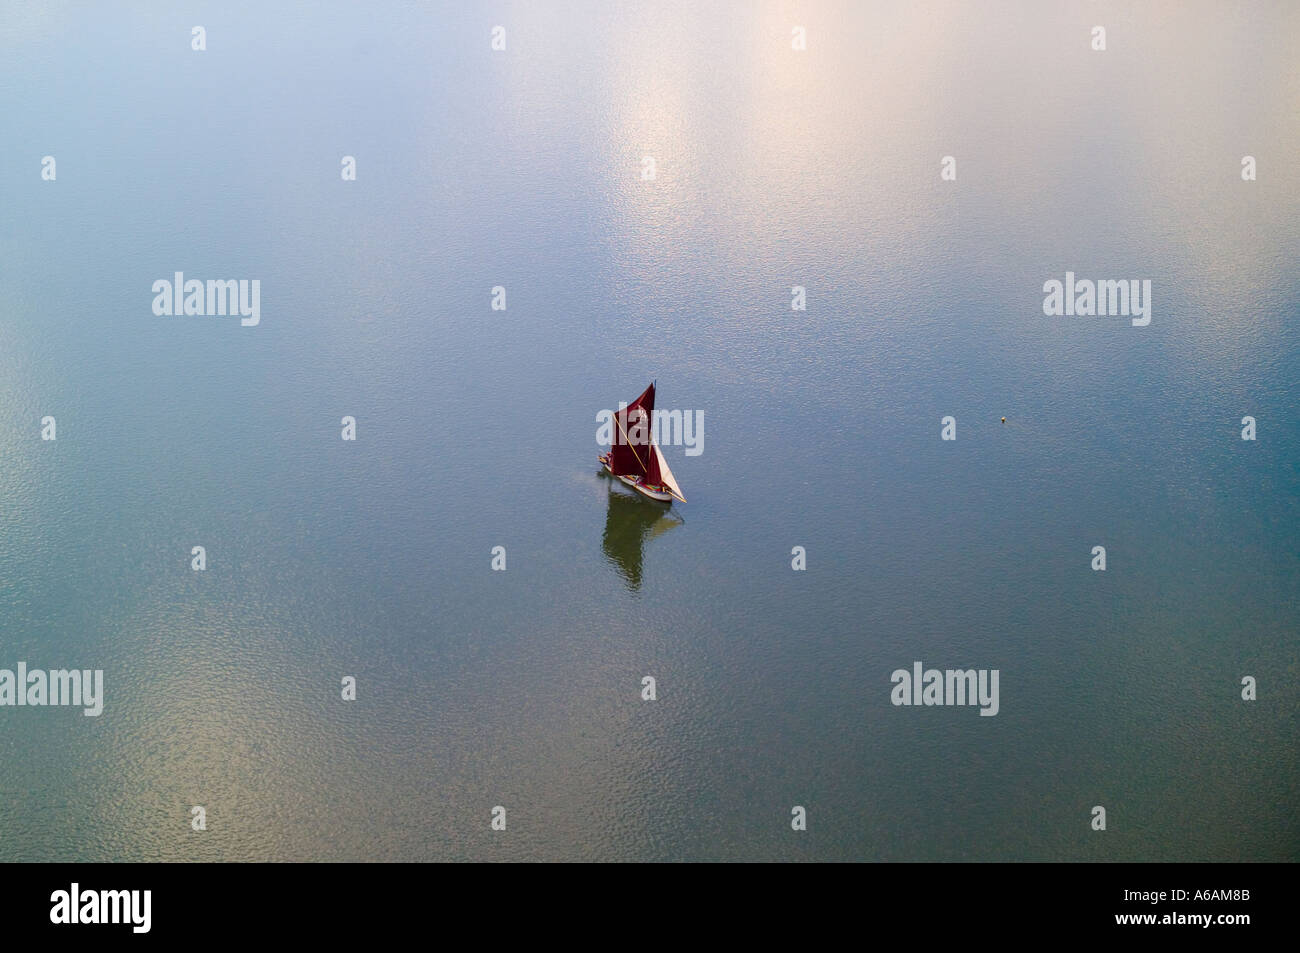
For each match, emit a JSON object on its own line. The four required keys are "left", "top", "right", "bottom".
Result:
{"left": 0, "top": 1, "right": 1296, "bottom": 861}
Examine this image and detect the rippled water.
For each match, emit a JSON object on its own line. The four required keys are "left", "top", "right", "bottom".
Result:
{"left": 1, "top": 1, "right": 1296, "bottom": 861}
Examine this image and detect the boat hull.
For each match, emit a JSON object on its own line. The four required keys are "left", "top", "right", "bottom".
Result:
{"left": 631, "top": 482, "right": 673, "bottom": 502}
{"left": 601, "top": 460, "right": 673, "bottom": 503}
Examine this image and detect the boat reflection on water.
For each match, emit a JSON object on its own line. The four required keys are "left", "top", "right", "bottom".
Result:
{"left": 600, "top": 477, "right": 683, "bottom": 591}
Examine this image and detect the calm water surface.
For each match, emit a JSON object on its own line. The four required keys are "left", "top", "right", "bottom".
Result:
{"left": 0, "top": 1, "right": 1296, "bottom": 861}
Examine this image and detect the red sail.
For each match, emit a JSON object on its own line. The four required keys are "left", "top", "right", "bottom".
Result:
{"left": 607, "top": 383, "right": 655, "bottom": 477}
{"left": 644, "top": 442, "right": 664, "bottom": 485}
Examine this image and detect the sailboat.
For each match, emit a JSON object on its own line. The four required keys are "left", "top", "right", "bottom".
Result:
{"left": 597, "top": 382, "right": 687, "bottom": 503}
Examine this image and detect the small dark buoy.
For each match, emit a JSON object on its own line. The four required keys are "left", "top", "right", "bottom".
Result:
{"left": 1001, "top": 417, "right": 1006, "bottom": 423}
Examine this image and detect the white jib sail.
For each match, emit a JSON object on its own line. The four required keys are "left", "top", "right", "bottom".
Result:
{"left": 651, "top": 444, "right": 686, "bottom": 502}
